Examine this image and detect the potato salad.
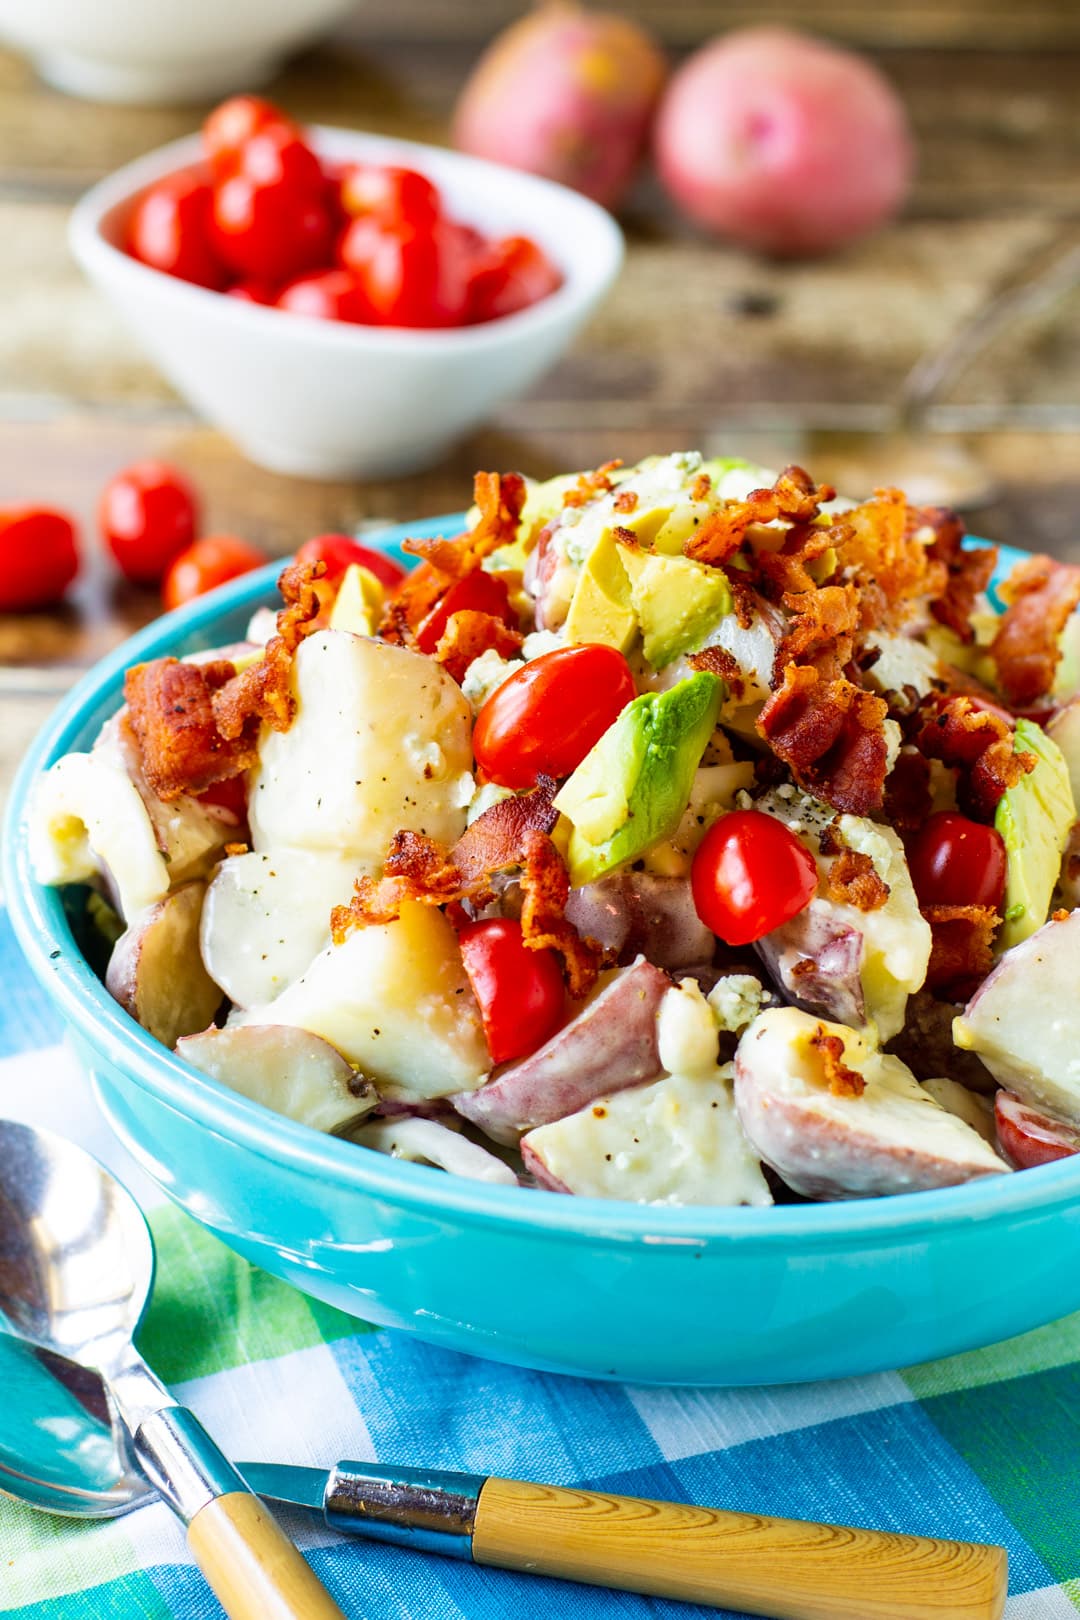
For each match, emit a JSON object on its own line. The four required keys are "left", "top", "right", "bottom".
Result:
{"left": 31, "top": 454, "right": 1080, "bottom": 1205}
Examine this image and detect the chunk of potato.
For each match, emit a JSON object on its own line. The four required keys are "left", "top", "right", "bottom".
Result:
{"left": 95, "top": 713, "right": 234, "bottom": 886}
{"left": 522, "top": 1067, "right": 772, "bottom": 1206}
{"left": 249, "top": 631, "right": 473, "bottom": 862}
{"left": 954, "top": 909, "right": 1080, "bottom": 1123}
{"left": 734, "top": 1006, "right": 1007, "bottom": 1199}
{"left": 106, "top": 883, "right": 222, "bottom": 1048}
{"left": 200, "top": 848, "right": 362, "bottom": 1007}
{"left": 243, "top": 900, "right": 489, "bottom": 1100}
{"left": 176, "top": 1025, "right": 374, "bottom": 1134}
{"left": 352, "top": 1117, "right": 517, "bottom": 1185}
{"left": 30, "top": 750, "right": 170, "bottom": 921}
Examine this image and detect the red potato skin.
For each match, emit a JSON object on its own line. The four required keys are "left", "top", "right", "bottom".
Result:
{"left": 655, "top": 27, "right": 914, "bottom": 256}
{"left": 453, "top": 4, "right": 668, "bottom": 209}
{"left": 565, "top": 871, "right": 714, "bottom": 971}
{"left": 995, "top": 1091, "right": 1080, "bottom": 1169}
{"left": 520, "top": 1139, "right": 573, "bottom": 1194}
{"left": 754, "top": 903, "right": 865, "bottom": 1027}
{"left": 452, "top": 958, "right": 669, "bottom": 1145}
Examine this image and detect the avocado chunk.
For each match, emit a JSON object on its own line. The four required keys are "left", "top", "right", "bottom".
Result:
{"left": 328, "top": 564, "right": 385, "bottom": 636}
{"left": 617, "top": 545, "right": 733, "bottom": 669}
{"left": 554, "top": 671, "right": 724, "bottom": 886}
{"left": 995, "top": 717, "right": 1076, "bottom": 950}
{"left": 562, "top": 530, "right": 637, "bottom": 652}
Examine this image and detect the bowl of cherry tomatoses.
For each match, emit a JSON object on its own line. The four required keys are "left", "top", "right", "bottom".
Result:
{"left": 69, "top": 97, "right": 623, "bottom": 480}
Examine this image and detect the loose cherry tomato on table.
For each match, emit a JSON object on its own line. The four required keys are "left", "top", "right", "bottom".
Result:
{"left": 277, "top": 271, "right": 374, "bottom": 324}
{"left": 338, "top": 216, "right": 469, "bottom": 327}
{"left": 99, "top": 460, "right": 198, "bottom": 585}
{"left": 211, "top": 174, "right": 332, "bottom": 284}
{"left": 907, "top": 812, "right": 1007, "bottom": 912}
{"left": 467, "top": 235, "right": 563, "bottom": 323}
{"left": 127, "top": 171, "right": 226, "bottom": 289}
{"left": 458, "top": 918, "right": 565, "bottom": 1066}
{"left": 163, "top": 535, "right": 268, "bottom": 611}
{"left": 691, "top": 809, "right": 818, "bottom": 946}
{"left": 995, "top": 1091, "right": 1080, "bottom": 1169}
{"left": 0, "top": 509, "right": 79, "bottom": 611}
{"left": 340, "top": 163, "right": 440, "bottom": 228}
{"left": 415, "top": 570, "right": 515, "bottom": 655}
{"left": 473, "top": 643, "right": 637, "bottom": 790}
{"left": 203, "top": 95, "right": 296, "bottom": 177}
{"left": 294, "top": 534, "right": 407, "bottom": 591}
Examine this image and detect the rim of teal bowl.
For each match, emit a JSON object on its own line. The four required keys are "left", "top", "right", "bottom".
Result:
{"left": 7, "top": 518, "right": 1080, "bottom": 1247}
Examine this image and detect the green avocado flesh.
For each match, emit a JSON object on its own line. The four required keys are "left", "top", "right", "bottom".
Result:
{"left": 995, "top": 717, "right": 1076, "bottom": 950}
{"left": 553, "top": 671, "right": 724, "bottom": 886}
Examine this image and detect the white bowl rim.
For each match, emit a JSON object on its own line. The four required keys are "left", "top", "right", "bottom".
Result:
{"left": 69, "top": 127, "right": 625, "bottom": 353}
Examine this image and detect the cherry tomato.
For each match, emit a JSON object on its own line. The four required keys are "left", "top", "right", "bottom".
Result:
{"left": 995, "top": 1091, "right": 1080, "bottom": 1169}
{"left": 127, "top": 170, "right": 226, "bottom": 289}
{"left": 211, "top": 174, "right": 332, "bottom": 283}
{"left": 338, "top": 216, "right": 469, "bottom": 327}
{"left": 163, "top": 535, "right": 268, "bottom": 611}
{"left": 203, "top": 95, "right": 295, "bottom": 176}
{"left": 238, "top": 123, "right": 324, "bottom": 198}
{"left": 0, "top": 508, "right": 79, "bottom": 611}
{"left": 99, "top": 460, "right": 198, "bottom": 585}
{"left": 691, "top": 809, "right": 818, "bottom": 946}
{"left": 908, "top": 812, "right": 1007, "bottom": 911}
{"left": 294, "top": 534, "right": 407, "bottom": 591}
{"left": 197, "top": 774, "right": 248, "bottom": 822}
{"left": 415, "top": 570, "right": 515, "bottom": 655}
{"left": 339, "top": 163, "right": 440, "bottom": 228}
{"left": 458, "top": 918, "right": 565, "bottom": 1066}
{"left": 468, "top": 235, "right": 563, "bottom": 323}
{"left": 277, "top": 270, "right": 374, "bottom": 325}
{"left": 473, "top": 643, "right": 637, "bottom": 790}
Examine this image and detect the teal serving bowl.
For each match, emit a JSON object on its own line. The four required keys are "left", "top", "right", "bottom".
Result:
{"left": 7, "top": 521, "right": 1080, "bottom": 1387}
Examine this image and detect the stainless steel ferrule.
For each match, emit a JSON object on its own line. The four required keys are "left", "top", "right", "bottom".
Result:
{"left": 324, "top": 1463, "right": 486, "bottom": 1559}
{"left": 134, "top": 1406, "right": 250, "bottom": 1524}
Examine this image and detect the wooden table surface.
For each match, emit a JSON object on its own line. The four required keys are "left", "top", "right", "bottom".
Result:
{"left": 2, "top": 1, "right": 1079, "bottom": 813}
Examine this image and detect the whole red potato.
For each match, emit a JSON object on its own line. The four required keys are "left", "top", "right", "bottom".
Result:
{"left": 453, "top": 2, "right": 667, "bottom": 210}
{"left": 655, "top": 27, "right": 914, "bottom": 256}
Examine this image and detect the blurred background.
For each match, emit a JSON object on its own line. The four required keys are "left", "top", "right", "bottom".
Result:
{"left": 0, "top": 0, "right": 1078, "bottom": 802}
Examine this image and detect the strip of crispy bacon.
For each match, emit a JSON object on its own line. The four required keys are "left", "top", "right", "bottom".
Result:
{"left": 684, "top": 465, "right": 833, "bottom": 567}
{"left": 330, "top": 832, "right": 462, "bottom": 938}
{"left": 517, "top": 828, "right": 601, "bottom": 997}
{"left": 433, "top": 609, "right": 523, "bottom": 685}
{"left": 991, "top": 554, "right": 1080, "bottom": 707}
{"left": 758, "top": 664, "right": 889, "bottom": 815}
{"left": 453, "top": 777, "right": 559, "bottom": 882}
{"left": 883, "top": 747, "right": 933, "bottom": 832}
{"left": 911, "top": 506, "right": 998, "bottom": 644}
{"left": 213, "top": 561, "right": 322, "bottom": 741}
{"left": 922, "top": 903, "right": 999, "bottom": 996}
{"left": 913, "top": 693, "right": 1034, "bottom": 821}
{"left": 775, "top": 582, "right": 860, "bottom": 678}
{"left": 809, "top": 1024, "right": 865, "bottom": 1097}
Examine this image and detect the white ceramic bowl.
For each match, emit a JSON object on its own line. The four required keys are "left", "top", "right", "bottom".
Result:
{"left": 0, "top": 0, "right": 359, "bottom": 103}
{"left": 69, "top": 130, "right": 624, "bottom": 480}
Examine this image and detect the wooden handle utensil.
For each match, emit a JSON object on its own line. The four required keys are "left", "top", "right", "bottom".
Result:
{"left": 188, "top": 1493, "right": 348, "bottom": 1620}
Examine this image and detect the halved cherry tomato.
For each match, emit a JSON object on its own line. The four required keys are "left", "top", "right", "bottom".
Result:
{"left": 995, "top": 1091, "right": 1080, "bottom": 1169}
{"left": 127, "top": 171, "right": 227, "bottom": 289}
{"left": 203, "top": 96, "right": 295, "bottom": 177}
{"left": 908, "top": 812, "right": 1007, "bottom": 911}
{"left": 0, "top": 508, "right": 79, "bottom": 611}
{"left": 473, "top": 643, "right": 637, "bottom": 790}
{"left": 295, "top": 533, "right": 407, "bottom": 591}
{"left": 211, "top": 175, "right": 332, "bottom": 283}
{"left": 458, "top": 917, "right": 565, "bottom": 1066}
{"left": 415, "top": 569, "right": 514, "bottom": 655}
{"left": 338, "top": 216, "right": 469, "bottom": 327}
{"left": 163, "top": 535, "right": 268, "bottom": 611}
{"left": 99, "top": 460, "right": 198, "bottom": 585}
{"left": 340, "top": 163, "right": 440, "bottom": 228}
{"left": 277, "top": 271, "right": 374, "bottom": 325}
{"left": 467, "top": 235, "right": 563, "bottom": 323}
{"left": 691, "top": 809, "right": 818, "bottom": 946}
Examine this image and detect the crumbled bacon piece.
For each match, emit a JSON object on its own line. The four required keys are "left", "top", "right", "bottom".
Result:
{"left": 827, "top": 849, "right": 890, "bottom": 911}
{"left": 613, "top": 488, "right": 638, "bottom": 514}
{"left": 453, "top": 778, "right": 559, "bottom": 882}
{"left": 913, "top": 694, "right": 1034, "bottom": 821}
{"left": 688, "top": 642, "right": 746, "bottom": 700}
{"left": 331, "top": 832, "right": 463, "bottom": 940}
{"left": 753, "top": 520, "right": 845, "bottom": 602}
{"left": 883, "top": 747, "right": 933, "bottom": 832}
{"left": 690, "top": 472, "right": 712, "bottom": 502}
{"left": 433, "top": 610, "right": 523, "bottom": 684}
{"left": 562, "top": 460, "right": 622, "bottom": 509}
{"left": 124, "top": 656, "right": 258, "bottom": 801}
{"left": 991, "top": 554, "right": 1080, "bottom": 707}
{"left": 809, "top": 1024, "right": 865, "bottom": 1097}
{"left": 912, "top": 506, "right": 997, "bottom": 644}
{"left": 922, "top": 903, "right": 999, "bottom": 996}
{"left": 684, "top": 465, "right": 834, "bottom": 567}
{"left": 758, "top": 665, "right": 889, "bottom": 815}
{"left": 518, "top": 828, "right": 600, "bottom": 997}
{"left": 776, "top": 582, "right": 860, "bottom": 678}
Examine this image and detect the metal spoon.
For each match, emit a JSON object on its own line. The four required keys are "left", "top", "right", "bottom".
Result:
{"left": 0, "top": 1117, "right": 346, "bottom": 1620}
